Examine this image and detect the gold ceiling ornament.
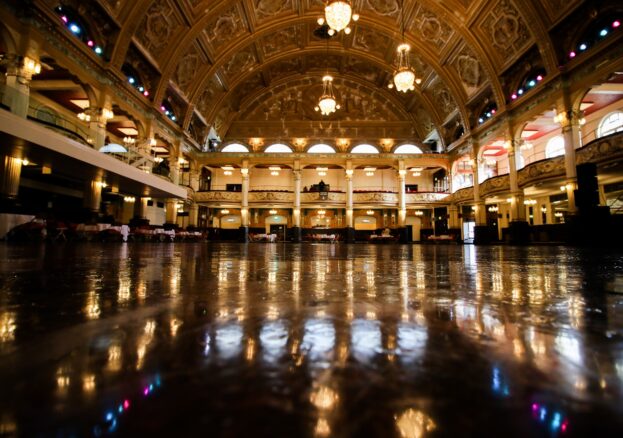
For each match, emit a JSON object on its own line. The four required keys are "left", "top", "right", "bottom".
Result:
{"left": 317, "top": 1, "right": 359, "bottom": 36}
{"left": 388, "top": 0, "right": 421, "bottom": 92}
{"left": 315, "top": 75, "right": 341, "bottom": 116}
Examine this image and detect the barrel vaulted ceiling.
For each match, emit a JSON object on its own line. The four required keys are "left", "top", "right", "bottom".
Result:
{"left": 44, "top": 0, "right": 586, "bottom": 145}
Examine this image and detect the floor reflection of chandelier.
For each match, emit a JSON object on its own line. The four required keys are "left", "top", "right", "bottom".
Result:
{"left": 318, "top": 1, "right": 359, "bottom": 35}
{"left": 315, "top": 75, "right": 341, "bottom": 116}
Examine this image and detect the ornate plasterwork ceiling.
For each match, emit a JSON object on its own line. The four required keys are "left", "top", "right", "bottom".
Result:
{"left": 96, "top": 0, "right": 566, "bottom": 143}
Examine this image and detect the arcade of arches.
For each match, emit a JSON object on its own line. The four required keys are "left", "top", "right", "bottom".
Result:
{"left": 0, "top": 0, "right": 623, "bottom": 244}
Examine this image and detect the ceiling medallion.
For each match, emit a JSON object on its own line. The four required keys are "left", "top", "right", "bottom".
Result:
{"left": 388, "top": 1, "right": 421, "bottom": 92}
{"left": 317, "top": 1, "right": 359, "bottom": 36}
{"left": 315, "top": 75, "right": 341, "bottom": 116}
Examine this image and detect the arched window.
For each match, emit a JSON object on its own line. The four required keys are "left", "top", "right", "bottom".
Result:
{"left": 221, "top": 143, "right": 249, "bottom": 153}
{"left": 394, "top": 144, "right": 423, "bottom": 154}
{"left": 545, "top": 136, "right": 565, "bottom": 158}
{"left": 264, "top": 143, "right": 293, "bottom": 153}
{"left": 351, "top": 144, "right": 379, "bottom": 154}
{"left": 307, "top": 144, "right": 336, "bottom": 153}
{"left": 597, "top": 111, "right": 623, "bottom": 138}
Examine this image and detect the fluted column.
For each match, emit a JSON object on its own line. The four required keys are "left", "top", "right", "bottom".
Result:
{"left": 0, "top": 156, "right": 23, "bottom": 199}
{"left": 560, "top": 111, "right": 582, "bottom": 213}
{"left": 165, "top": 199, "right": 178, "bottom": 225}
{"left": 188, "top": 204, "right": 199, "bottom": 228}
{"left": 2, "top": 55, "right": 39, "bottom": 118}
{"left": 83, "top": 179, "right": 103, "bottom": 212}
{"left": 397, "top": 169, "right": 406, "bottom": 226}
{"left": 508, "top": 140, "right": 527, "bottom": 222}
{"left": 240, "top": 166, "right": 250, "bottom": 241}
{"left": 471, "top": 143, "right": 489, "bottom": 244}
{"left": 292, "top": 170, "right": 302, "bottom": 242}
{"left": 345, "top": 168, "right": 354, "bottom": 242}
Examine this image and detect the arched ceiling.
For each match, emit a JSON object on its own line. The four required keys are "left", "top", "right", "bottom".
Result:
{"left": 92, "top": 0, "right": 564, "bottom": 143}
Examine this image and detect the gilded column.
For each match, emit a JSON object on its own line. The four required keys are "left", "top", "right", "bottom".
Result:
{"left": 0, "top": 156, "right": 23, "bottom": 199}
{"left": 292, "top": 169, "right": 302, "bottom": 242}
{"left": 2, "top": 55, "right": 39, "bottom": 118}
{"left": 345, "top": 168, "right": 354, "bottom": 242}
{"left": 240, "top": 166, "right": 250, "bottom": 241}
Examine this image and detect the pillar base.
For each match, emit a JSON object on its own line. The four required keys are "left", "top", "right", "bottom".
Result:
{"left": 345, "top": 227, "right": 355, "bottom": 243}
{"left": 238, "top": 226, "right": 249, "bottom": 243}
{"left": 291, "top": 226, "right": 302, "bottom": 243}
{"left": 508, "top": 221, "right": 531, "bottom": 245}
{"left": 473, "top": 225, "right": 493, "bottom": 245}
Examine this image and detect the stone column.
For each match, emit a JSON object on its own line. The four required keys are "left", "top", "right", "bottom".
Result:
{"left": 0, "top": 156, "right": 23, "bottom": 199}
{"left": 188, "top": 203, "right": 199, "bottom": 228}
{"left": 345, "top": 168, "right": 354, "bottom": 242}
{"left": 292, "top": 169, "right": 302, "bottom": 242}
{"left": 165, "top": 199, "right": 178, "bottom": 227}
{"left": 83, "top": 179, "right": 103, "bottom": 221}
{"left": 397, "top": 169, "right": 408, "bottom": 242}
{"left": 2, "top": 55, "right": 39, "bottom": 118}
{"left": 507, "top": 139, "right": 530, "bottom": 244}
{"left": 239, "top": 166, "right": 249, "bottom": 242}
{"left": 134, "top": 197, "right": 148, "bottom": 220}
{"left": 560, "top": 110, "right": 583, "bottom": 213}
{"left": 471, "top": 149, "right": 489, "bottom": 244}
{"left": 447, "top": 204, "right": 460, "bottom": 241}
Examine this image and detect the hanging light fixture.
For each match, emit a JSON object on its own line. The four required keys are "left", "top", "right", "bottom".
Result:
{"left": 388, "top": 0, "right": 421, "bottom": 92}
{"left": 317, "top": 1, "right": 359, "bottom": 36}
{"left": 315, "top": 75, "right": 341, "bottom": 116}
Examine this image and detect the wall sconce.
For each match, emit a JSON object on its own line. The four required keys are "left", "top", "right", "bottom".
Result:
{"left": 471, "top": 205, "right": 477, "bottom": 211}
{"left": 366, "top": 210, "right": 374, "bottom": 215}
{"left": 269, "top": 166, "right": 280, "bottom": 176}
{"left": 345, "top": 169, "right": 354, "bottom": 177}
{"left": 541, "top": 206, "right": 547, "bottom": 213}
{"left": 220, "top": 209, "right": 230, "bottom": 215}
{"left": 415, "top": 210, "right": 424, "bottom": 216}
{"left": 317, "top": 166, "right": 328, "bottom": 176}
{"left": 523, "top": 199, "right": 537, "bottom": 205}
{"left": 123, "top": 196, "right": 136, "bottom": 203}
{"left": 269, "top": 209, "right": 277, "bottom": 215}
{"left": 318, "top": 210, "right": 326, "bottom": 216}
{"left": 554, "top": 212, "right": 563, "bottom": 218}
{"left": 488, "top": 206, "right": 499, "bottom": 212}
{"left": 222, "top": 165, "right": 234, "bottom": 176}
{"left": 22, "top": 56, "right": 42, "bottom": 76}
{"left": 364, "top": 167, "right": 376, "bottom": 176}
{"left": 102, "top": 108, "right": 114, "bottom": 120}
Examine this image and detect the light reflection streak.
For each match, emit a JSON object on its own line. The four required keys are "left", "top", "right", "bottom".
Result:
{"left": 0, "top": 312, "right": 16, "bottom": 343}
{"left": 84, "top": 291, "right": 101, "bottom": 320}
{"left": 260, "top": 320, "right": 288, "bottom": 362}
{"left": 302, "top": 319, "right": 335, "bottom": 361}
{"left": 351, "top": 319, "right": 381, "bottom": 360}
{"left": 395, "top": 409, "right": 436, "bottom": 438}
{"left": 215, "top": 323, "right": 243, "bottom": 359}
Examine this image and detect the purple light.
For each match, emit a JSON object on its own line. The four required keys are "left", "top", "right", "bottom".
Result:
{"left": 614, "top": 20, "right": 621, "bottom": 28}
{"left": 569, "top": 51, "right": 576, "bottom": 58}
{"left": 143, "top": 387, "right": 149, "bottom": 396}
{"left": 532, "top": 403, "right": 539, "bottom": 411}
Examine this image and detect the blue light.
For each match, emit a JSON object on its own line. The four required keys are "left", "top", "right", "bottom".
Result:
{"left": 540, "top": 407, "right": 547, "bottom": 421}
{"left": 518, "top": 88, "right": 524, "bottom": 95}
{"left": 479, "top": 118, "right": 484, "bottom": 124}
{"left": 486, "top": 112, "right": 491, "bottom": 118}
{"left": 579, "top": 43, "right": 587, "bottom": 51}
{"left": 69, "top": 24, "right": 81, "bottom": 34}
{"left": 105, "top": 412, "right": 114, "bottom": 422}
{"left": 128, "top": 77, "right": 135, "bottom": 84}
{"left": 171, "top": 116, "right": 177, "bottom": 121}
{"left": 94, "top": 47, "right": 103, "bottom": 55}
{"left": 118, "top": 405, "right": 124, "bottom": 413}
{"left": 600, "top": 29, "right": 608, "bottom": 37}
{"left": 528, "top": 80, "right": 536, "bottom": 87}
{"left": 551, "top": 412, "right": 562, "bottom": 430}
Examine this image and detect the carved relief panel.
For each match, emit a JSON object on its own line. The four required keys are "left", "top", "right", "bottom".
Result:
{"left": 136, "top": 0, "right": 186, "bottom": 60}
{"left": 253, "top": 0, "right": 295, "bottom": 23}
{"left": 410, "top": 3, "right": 455, "bottom": 50}
{"left": 203, "top": 4, "right": 249, "bottom": 53}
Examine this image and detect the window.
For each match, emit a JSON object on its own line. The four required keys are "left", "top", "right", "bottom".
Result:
{"left": 545, "top": 136, "right": 565, "bottom": 158}
{"left": 307, "top": 144, "right": 336, "bottom": 153}
{"left": 351, "top": 144, "right": 379, "bottom": 154}
{"left": 264, "top": 143, "right": 293, "bottom": 153}
{"left": 597, "top": 111, "right": 623, "bottom": 138}
{"left": 394, "top": 144, "right": 423, "bottom": 154}
{"left": 221, "top": 143, "right": 249, "bottom": 153}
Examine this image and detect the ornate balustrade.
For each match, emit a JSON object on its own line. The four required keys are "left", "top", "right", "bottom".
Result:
{"left": 451, "top": 186, "right": 474, "bottom": 203}
{"left": 576, "top": 131, "right": 623, "bottom": 166}
{"left": 353, "top": 192, "right": 398, "bottom": 204}
{"left": 405, "top": 192, "right": 450, "bottom": 203}
{"left": 300, "top": 192, "right": 346, "bottom": 203}
{"left": 194, "top": 191, "right": 242, "bottom": 203}
{"left": 249, "top": 191, "right": 294, "bottom": 203}
{"left": 479, "top": 174, "right": 510, "bottom": 198}
{"left": 517, "top": 156, "right": 565, "bottom": 187}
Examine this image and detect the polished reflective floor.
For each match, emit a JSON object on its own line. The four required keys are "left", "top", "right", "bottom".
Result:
{"left": 1, "top": 243, "right": 623, "bottom": 437}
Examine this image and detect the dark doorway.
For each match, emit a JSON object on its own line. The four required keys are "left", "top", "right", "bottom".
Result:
{"left": 270, "top": 224, "right": 286, "bottom": 242}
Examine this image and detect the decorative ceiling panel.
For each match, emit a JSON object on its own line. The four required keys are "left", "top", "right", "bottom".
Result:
{"left": 261, "top": 25, "right": 301, "bottom": 58}
{"left": 136, "top": 0, "right": 186, "bottom": 61}
{"left": 203, "top": 3, "right": 249, "bottom": 53}
{"left": 253, "top": 0, "right": 296, "bottom": 23}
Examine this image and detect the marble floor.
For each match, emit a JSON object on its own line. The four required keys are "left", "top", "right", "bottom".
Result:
{"left": 1, "top": 243, "right": 623, "bottom": 437}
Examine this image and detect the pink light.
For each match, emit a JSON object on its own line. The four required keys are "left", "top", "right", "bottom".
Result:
{"left": 143, "top": 90, "right": 149, "bottom": 97}
{"left": 532, "top": 403, "right": 539, "bottom": 411}
{"left": 61, "top": 16, "right": 68, "bottom": 23}
{"left": 613, "top": 20, "right": 621, "bottom": 28}
{"left": 561, "top": 421, "right": 568, "bottom": 433}
{"left": 123, "top": 400, "right": 130, "bottom": 409}
{"left": 536, "top": 75, "right": 543, "bottom": 81}
{"left": 491, "top": 109, "right": 496, "bottom": 114}
{"left": 511, "top": 94, "right": 518, "bottom": 100}
{"left": 87, "top": 40, "right": 94, "bottom": 47}
{"left": 143, "top": 387, "right": 149, "bottom": 396}
{"left": 160, "top": 106, "right": 166, "bottom": 111}
{"left": 569, "top": 51, "right": 576, "bottom": 58}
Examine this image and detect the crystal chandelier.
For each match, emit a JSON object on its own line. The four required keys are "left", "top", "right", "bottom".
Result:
{"left": 388, "top": 1, "right": 421, "bottom": 92}
{"left": 317, "top": 1, "right": 359, "bottom": 36}
{"left": 315, "top": 75, "right": 341, "bottom": 116}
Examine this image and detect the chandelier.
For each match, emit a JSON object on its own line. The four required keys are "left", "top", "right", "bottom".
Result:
{"left": 315, "top": 75, "right": 341, "bottom": 116}
{"left": 317, "top": 1, "right": 359, "bottom": 35}
{"left": 388, "top": 1, "right": 421, "bottom": 92}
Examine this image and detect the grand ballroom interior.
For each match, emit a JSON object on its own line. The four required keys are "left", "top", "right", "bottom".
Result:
{"left": 1, "top": 0, "right": 623, "bottom": 436}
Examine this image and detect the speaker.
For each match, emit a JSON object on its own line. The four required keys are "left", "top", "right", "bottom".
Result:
{"left": 575, "top": 163, "right": 599, "bottom": 209}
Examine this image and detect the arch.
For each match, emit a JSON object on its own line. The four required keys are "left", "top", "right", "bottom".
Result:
{"left": 264, "top": 143, "right": 293, "bottom": 153}
{"left": 351, "top": 144, "right": 379, "bottom": 154}
{"left": 394, "top": 144, "right": 423, "bottom": 154}
{"left": 307, "top": 144, "right": 336, "bottom": 154}
{"left": 221, "top": 143, "right": 249, "bottom": 153}
{"left": 451, "top": 155, "right": 473, "bottom": 193}
{"left": 545, "top": 135, "right": 565, "bottom": 158}
{"left": 597, "top": 111, "right": 623, "bottom": 138}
